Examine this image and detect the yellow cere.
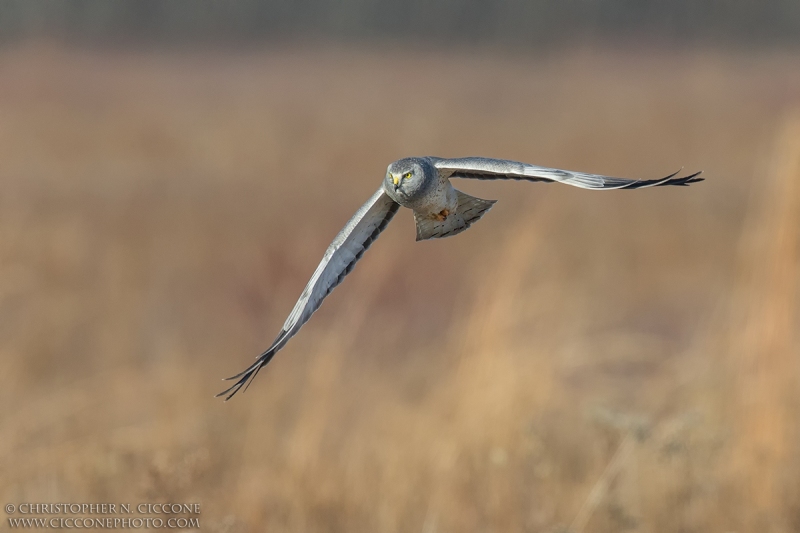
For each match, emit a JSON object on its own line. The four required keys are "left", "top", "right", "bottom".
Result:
{"left": 392, "top": 174, "right": 399, "bottom": 185}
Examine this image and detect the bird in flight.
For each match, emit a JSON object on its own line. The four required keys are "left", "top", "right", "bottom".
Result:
{"left": 218, "top": 156, "right": 702, "bottom": 400}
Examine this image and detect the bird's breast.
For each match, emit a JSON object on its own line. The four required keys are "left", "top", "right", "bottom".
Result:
{"left": 409, "top": 180, "right": 456, "bottom": 216}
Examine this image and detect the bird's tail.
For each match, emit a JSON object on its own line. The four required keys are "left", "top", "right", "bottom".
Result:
{"left": 414, "top": 189, "right": 496, "bottom": 241}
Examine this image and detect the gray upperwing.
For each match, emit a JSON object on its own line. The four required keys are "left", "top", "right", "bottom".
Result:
{"left": 432, "top": 156, "right": 703, "bottom": 189}
{"left": 218, "top": 187, "right": 400, "bottom": 400}
{"left": 282, "top": 187, "right": 400, "bottom": 332}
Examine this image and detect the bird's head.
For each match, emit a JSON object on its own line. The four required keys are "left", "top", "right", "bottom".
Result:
{"left": 385, "top": 158, "right": 431, "bottom": 201}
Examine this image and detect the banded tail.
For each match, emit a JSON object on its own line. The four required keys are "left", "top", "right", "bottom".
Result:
{"left": 414, "top": 189, "right": 496, "bottom": 241}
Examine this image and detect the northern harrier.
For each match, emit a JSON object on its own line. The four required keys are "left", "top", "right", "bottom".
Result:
{"left": 219, "top": 157, "right": 702, "bottom": 399}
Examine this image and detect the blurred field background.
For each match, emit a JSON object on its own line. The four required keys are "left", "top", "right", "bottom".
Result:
{"left": 1, "top": 2, "right": 800, "bottom": 533}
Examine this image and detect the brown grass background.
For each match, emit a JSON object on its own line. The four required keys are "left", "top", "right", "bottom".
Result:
{"left": 1, "top": 43, "right": 799, "bottom": 532}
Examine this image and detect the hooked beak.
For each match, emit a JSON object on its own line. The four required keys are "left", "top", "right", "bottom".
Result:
{"left": 391, "top": 173, "right": 400, "bottom": 191}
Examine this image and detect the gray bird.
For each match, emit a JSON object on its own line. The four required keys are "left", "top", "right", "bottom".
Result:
{"left": 219, "top": 157, "right": 702, "bottom": 399}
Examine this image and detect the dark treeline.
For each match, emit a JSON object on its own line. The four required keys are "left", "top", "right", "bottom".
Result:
{"left": 1, "top": 0, "right": 799, "bottom": 46}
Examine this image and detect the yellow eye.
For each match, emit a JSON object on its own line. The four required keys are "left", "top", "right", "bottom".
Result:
{"left": 404, "top": 172, "right": 412, "bottom": 179}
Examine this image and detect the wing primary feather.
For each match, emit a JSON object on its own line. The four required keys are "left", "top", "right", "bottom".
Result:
{"left": 222, "top": 331, "right": 287, "bottom": 382}
{"left": 435, "top": 157, "right": 703, "bottom": 190}
{"left": 449, "top": 165, "right": 703, "bottom": 190}
{"left": 617, "top": 170, "right": 704, "bottom": 189}
{"left": 216, "top": 350, "right": 275, "bottom": 401}
{"left": 215, "top": 331, "right": 287, "bottom": 400}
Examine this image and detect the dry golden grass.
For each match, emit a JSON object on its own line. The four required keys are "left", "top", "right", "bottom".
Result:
{"left": 727, "top": 110, "right": 800, "bottom": 531}
{"left": 1, "top": 42, "right": 799, "bottom": 532}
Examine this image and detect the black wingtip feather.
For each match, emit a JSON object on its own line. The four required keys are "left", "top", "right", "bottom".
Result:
{"left": 217, "top": 332, "right": 286, "bottom": 401}
{"left": 216, "top": 349, "right": 277, "bottom": 401}
{"left": 659, "top": 170, "right": 704, "bottom": 186}
{"left": 622, "top": 169, "right": 704, "bottom": 189}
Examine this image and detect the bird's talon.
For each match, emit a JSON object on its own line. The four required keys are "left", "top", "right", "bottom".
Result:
{"left": 432, "top": 208, "right": 450, "bottom": 221}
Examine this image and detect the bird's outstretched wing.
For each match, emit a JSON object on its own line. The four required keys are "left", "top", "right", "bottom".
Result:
{"left": 431, "top": 157, "right": 703, "bottom": 189}
{"left": 218, "top": 188, "right": 399, "bottom": 400}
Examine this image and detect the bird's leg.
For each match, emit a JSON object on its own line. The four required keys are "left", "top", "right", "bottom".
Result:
{"left": 432, "top": 208, "right": 450, "bottom": 221}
